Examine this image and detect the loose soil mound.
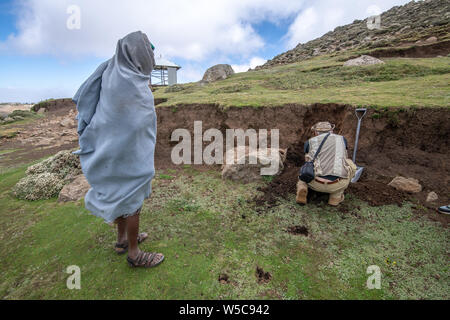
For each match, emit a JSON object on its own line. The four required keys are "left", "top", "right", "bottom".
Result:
{"left": 347, "top": 180, "right": 409, "bottom": 207}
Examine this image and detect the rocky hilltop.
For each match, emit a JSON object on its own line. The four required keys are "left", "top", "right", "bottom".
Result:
{"left": 258, "top": 0, "right": 450, "bottom": 69}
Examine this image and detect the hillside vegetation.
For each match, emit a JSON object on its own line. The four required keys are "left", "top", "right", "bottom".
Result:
{"left": 260, "top": 0, "right": 450, "bottom": 68}
{"left": 155, "top": 0, "right": 449, "bottom": 108}
{"left": 154, "top": 56, "right": 450, "bottom": 108}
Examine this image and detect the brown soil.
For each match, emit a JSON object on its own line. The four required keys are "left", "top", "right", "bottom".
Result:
{"left": 1, "top": 99, "right": 449, "bottom": 225}
{"left": 255, "top": 266, "right": 272, "bottom": 284}
{"left": 368, "top": 40, "right": 450, "bottom": 59}
{"left": 0, "top": 101, "right": 78, "bottom": 167}
{"left": 32, "top": 98, "right": 75, "bottom": 112}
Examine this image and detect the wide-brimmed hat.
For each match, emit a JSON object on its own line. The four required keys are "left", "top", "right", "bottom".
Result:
{"left": 311, "top": 121, "right": 335, "bottom": 132}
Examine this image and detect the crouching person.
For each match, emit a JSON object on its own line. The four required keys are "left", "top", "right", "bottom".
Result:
{"left": 296, "top": 122, "right": 357, "bottom": 206}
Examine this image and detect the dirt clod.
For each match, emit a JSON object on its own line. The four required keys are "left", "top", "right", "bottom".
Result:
{"left": 287, "top": 225, "right": 309, "bottom": 236}
{"left": 218, "top": 273, "right": 229, "bottom": 284}
{"left": 256, "top": 267, "right": 272, "bottom": 284}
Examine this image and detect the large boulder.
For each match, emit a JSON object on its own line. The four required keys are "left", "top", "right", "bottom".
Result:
{"left": 202, "top": 64, "right": 234, "bottom": 83}
{"left": 221, "top": 147, "right": 286, "bottom": 183}
{"left": 343, "top": 55, "right": 385, "bottom": 67}
{"left": 388, "top": 176, "right": 422, "bottom": 193}
{"left": 58, "top": 174, "right": 90, "bottom": 202}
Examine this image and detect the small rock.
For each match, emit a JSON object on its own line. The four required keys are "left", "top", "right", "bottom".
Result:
{"left": 425, "top": 36, "right": 437, "bottom": 43}
{"left": 60, "top": 118, "right": 73, "bottom": 127}
{"left": 426, "top": 191, "right": 438, "bottom": 202}
{"left": 58, "top": 174, "right": 90, "bottom": 202}
{"left": 343, "top": 55, "right": 385, "bottom": 67}
{"left": 388, "top": 176, "right": 422, "bottom": 193}
{"left": 221, "top": 147, "right": 286, "bottom": 183}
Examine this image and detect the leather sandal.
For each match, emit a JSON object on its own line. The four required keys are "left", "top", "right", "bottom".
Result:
{"left": 127, "top": 251, "right": 165, "bottom": 268}
{"left": 114, "top": 232, "right": 148, "bottom": 255}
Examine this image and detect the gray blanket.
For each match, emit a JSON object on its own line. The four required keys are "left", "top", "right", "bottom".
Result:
{"left": 73, "top": 31, "right": 157, "bottom": 223}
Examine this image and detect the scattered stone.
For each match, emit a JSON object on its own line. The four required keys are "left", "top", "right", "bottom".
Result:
{"left": 388, "top": 176, "right": 422, "bottom": 193}
{"left": 426, "top": 191, "right": 438, "bottom": 202}
{"left": 343, "top": 55, "right": 385, "bottom": 67}
{"left": 201, "top": 64, "right": 234, "bottom": 83}
{"left": 60, "top": 118, "right": 73, "bottom": 127}
{"left": 425, "top": 36, "right": 437, "bottom": 43}
{"left": 256, "top": 1, "right": 448, "bottom": 69}
{"left": 58, "top": 174, "right": 90, "bottom": 202}
{"left": 221, "top": 147, "right": 286, "bottom": 183}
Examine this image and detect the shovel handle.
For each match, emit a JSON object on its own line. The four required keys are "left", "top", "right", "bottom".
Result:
{"left": 352, "top": 108, "right": 366, "bottom": 163}
{"left": 355, "top": 108, "right": 367, "bottom": 120}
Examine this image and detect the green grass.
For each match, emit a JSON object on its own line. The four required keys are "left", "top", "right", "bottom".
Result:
{"left": 0, "top": 112, "right": 43, "bottom": 138}
{"left": 0, "top": 164, "right": 448, "bottom": 299}
{"left": 154, "top": 56, "right": 450, "bottom": 108}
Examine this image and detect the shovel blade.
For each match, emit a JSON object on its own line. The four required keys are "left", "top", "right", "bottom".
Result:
{"left": 351, "top": 166, "right": 364, "bottom": 183}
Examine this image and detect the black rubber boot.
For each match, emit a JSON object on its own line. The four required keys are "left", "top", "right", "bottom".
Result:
{"left": 437, "top": 205, "right": 450, "bottom": 215}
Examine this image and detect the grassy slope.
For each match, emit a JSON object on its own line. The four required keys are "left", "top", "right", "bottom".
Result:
{"left": 155, "top": 56, "right": 450, "bottom": 108}
{"left": 0, "top": 165, "right": 448, "bottom": 299}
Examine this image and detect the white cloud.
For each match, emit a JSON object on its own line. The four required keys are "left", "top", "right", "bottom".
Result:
{"left": 285, "top": 0, "right": 411, "bottom": 49}
{"left": 232, "top": 56, "right": 267, "bottom": 73}
{"left": 1, "top": 0, "right": 304, "bottom": 61}
{"left": 177, "top": 64, "right": 205, "bottom": 83}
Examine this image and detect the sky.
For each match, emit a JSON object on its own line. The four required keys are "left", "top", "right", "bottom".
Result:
{"left": 0, "top": 0, "right": 412, "bottom": 103}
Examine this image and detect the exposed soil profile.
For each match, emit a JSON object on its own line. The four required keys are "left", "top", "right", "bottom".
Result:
{"left": 2, "top": 100, "right": 449, "bottom": 225}
{"left": 368, "top": 40, "right": 450, "bottom": 59}
{"left": 155, "top": 103, "right": 449, "bottom": 226}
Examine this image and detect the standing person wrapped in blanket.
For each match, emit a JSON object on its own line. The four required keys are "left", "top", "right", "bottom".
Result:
{"left": 73, "top": 31, "right": 164, "bottom": 268}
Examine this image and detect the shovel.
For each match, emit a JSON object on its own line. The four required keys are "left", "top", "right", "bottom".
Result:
{"left": 351, "top": 108, "right": 367, "bottom": 183}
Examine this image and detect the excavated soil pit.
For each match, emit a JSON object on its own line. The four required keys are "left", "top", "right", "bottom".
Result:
{"left": 2, "top": 100, "right": 448, "bottom": 226}
{"left": 155, "top": 103, "right": 449, "bottom": 225}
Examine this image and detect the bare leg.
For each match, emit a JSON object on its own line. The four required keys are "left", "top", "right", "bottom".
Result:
{"left": 126, "top": 213, "right": 140, "bottom": 259}
{"left": 116, "top": 216, "right": 127, "bottom": 244}
{"left": 125, "top": 211, "right": 165, "bottom": 267}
